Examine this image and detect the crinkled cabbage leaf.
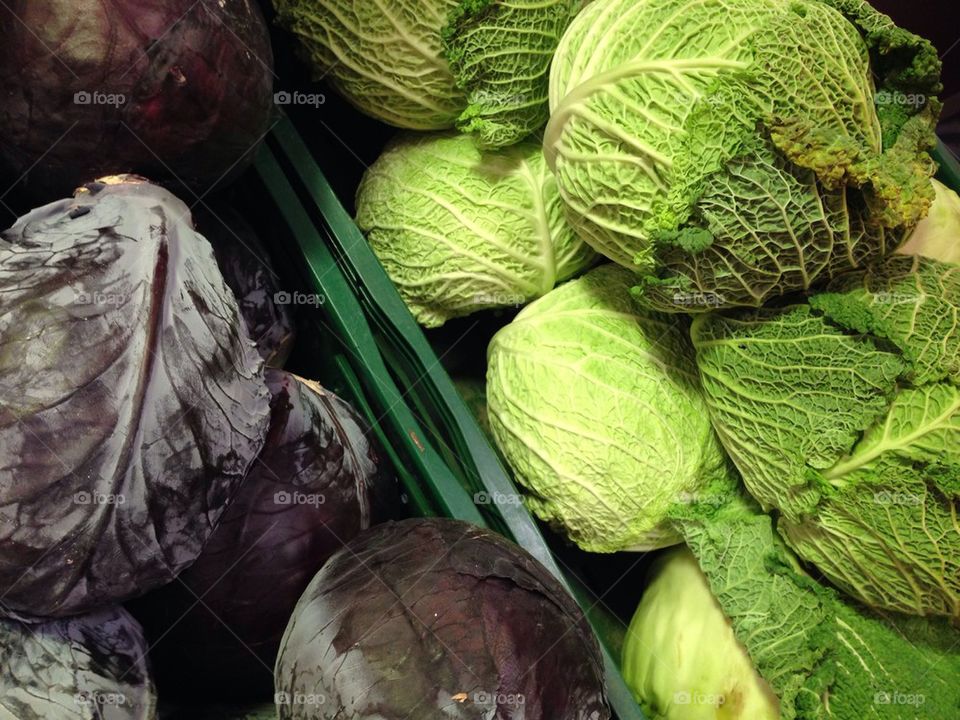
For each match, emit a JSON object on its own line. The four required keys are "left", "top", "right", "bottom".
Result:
{"left": 692, "top": 255, "right": 960, "bottom": 618}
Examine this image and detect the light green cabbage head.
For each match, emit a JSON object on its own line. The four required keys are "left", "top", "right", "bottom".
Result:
{"left": 486, "top": 263, "right": 730, "bottom": 552}
{"left": 545, "top": 0, "right": 941, "bottom": 312}
{"left": 273, "top": 0, "right": 582, "bottom": 146}
{"left": 623, "top": 546, "right": 780, "bottom": 720}
{"left": 356, "top": 132, "right": 596, "bottom": 327}
{"left": 692, "top": 255, "right": 960, "bottom": 618}
{"left": 897, "top": 179, "right": 960, "bottom": 264}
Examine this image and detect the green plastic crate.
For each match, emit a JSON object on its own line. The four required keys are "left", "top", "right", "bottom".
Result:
{"left": 250, "top": 117, "right": 646, "bottom": 720}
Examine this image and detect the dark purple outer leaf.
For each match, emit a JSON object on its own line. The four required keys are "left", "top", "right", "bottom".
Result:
{"left": 275, "top": 518, "right": 611, "bottom": 720}
{"left": 0, "top": 606, "right": 156, "bottom": 719}
{"left": 195, "top": 207, "right": 295, "bottom": 368}
{"left": 131, "top": 369, "right": 393, "bottom": 701}
{"left": 0, "top": 177, "right": 271, "bottom": 619}
{"left": 0, "top": 0, "right": 274, "bottom": 198}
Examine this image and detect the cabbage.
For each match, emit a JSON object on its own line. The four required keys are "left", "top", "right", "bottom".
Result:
{"left": 356, "top": 132, "right": 596, "bottom": 327}
{"left": 0, "top": 607, "right": 156, "bottom": 719}
{"left": 131, "top": 370, "right": 392, "bottom": 701}
{"left": 275, "top": 518, "right": 611, "bottom": 719}
{"left": 622, "top": 547, "right": 779, "bottom": 720}
{"left": 546, "top": 0, "right": 941, "bottom": 312}
{"left": 486, "top": 263, "right": 730, "bottom": 552}
{"left": 0, "top": 177, "right": 271, "bottom": 618}
{"left": 897, "top": 179, "right": 960, "bottom": 264}
{"left": 198, "top": 207, "right": 296, "bottom": 367}
{"left": 631, "top": 492, "right": 960, "bottom": 720}
{"left": 0, "top": 0, "right": 274, "bottom": 197}
{"left": 692, "top": 255, "right": 960, "bottom": 618}
{"left": 273, "top": 0, "right": 581, "bottom": 146}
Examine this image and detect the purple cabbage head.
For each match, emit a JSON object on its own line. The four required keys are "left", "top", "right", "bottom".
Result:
{"left": 0, "top": 176, "right": 271, "bottom": 619}
{"left": 0, "top": 606, "right": 156, "bottom": 719}
{"left": 0, "top": 0, "right": 274, "bottom": 197}
{"left": 197, "top": 207, "right": 296, "bottom": 368}
{"left": 131, "top": 369, "right": 393, "bottom": 700}
{"left": 275, "top": 518, "right": 611, "bottom": 719}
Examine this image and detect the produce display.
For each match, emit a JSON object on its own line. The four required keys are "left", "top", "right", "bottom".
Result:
{"left": 356, "top": 131, "right": 596, "bottom": 326}
{"left": 0, "top": 0, "right": 274, "bottom": 196}
{"left": 275, "top": 518, "right": 611, "bottom": 719}
{"left": 1, "top": 0, "right": 958, "bottom": 718}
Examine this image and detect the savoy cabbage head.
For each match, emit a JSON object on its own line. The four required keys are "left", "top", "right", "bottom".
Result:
{"left": 692, "top": 255, "right": 960, "bottom": 618}
{"left": 273, "top": 0, "right": 581, "bottom": 146}
{"left": 545, "top": 0, "right": 942, "bottom": 312}
{"left": 356, "top": 132, "right": 596, "bottom": 327}
{"left": 486, "top": 264, "right": 730, "bottom": 552}
{"left": 630, "top": 490, "right": 960, "bottom": 720}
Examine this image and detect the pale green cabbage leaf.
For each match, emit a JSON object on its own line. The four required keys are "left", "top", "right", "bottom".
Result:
{"left": 545, "top": 0, "right": 941, "bottom": 312}
{"left": 692, "top": 256, "right": 960, "bottom": 618}
{"left": 356, "top": 132, "right": 596, "bottom": 327}
{"left": 897, "top": 179, "right": 960, "bottom": 264}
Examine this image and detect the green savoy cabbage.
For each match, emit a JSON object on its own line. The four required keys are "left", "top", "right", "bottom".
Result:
{"left": 356, "top": 132, "right": 596, "bottom": 327}
{"left": 897, "top": 179, "right": 960, "bottom": 264}
{"left": 692, "top": 255, "right": 960, "bottom": 618}
{"left": 486, "top": 263, "right": 731, "bottom": 552}
{"left": 273, "top": 0, "right": 582, "bottom": 146}
{"left": 625, "top": 490, "right": 960, "bottom": 720}
{"left": 545, "top": 0, "right": 942, "bottom": 312}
